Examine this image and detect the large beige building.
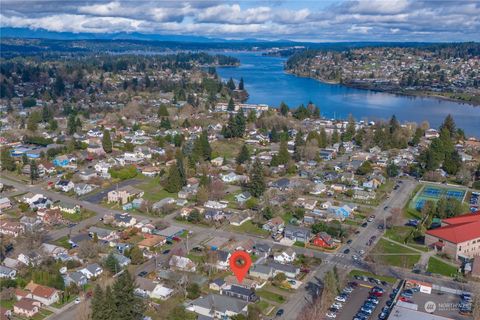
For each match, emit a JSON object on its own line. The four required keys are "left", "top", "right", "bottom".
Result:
{"left": 425, "top": 212, "right": 480, "bottom": 261}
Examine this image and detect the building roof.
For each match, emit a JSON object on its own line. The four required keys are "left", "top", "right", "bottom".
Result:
{"left": 27, "top": 282, "right": 57, "bottom": 299}
{"left": 14, "top": 298, "right": 38, "bottom": 311}
{"left": 190, "top": 294, "right": 248, "bottom": 314}
{"left": 426, "top": 213, "right": 480, "bottom": 244}
{"left": 441, "top": 211, "right": 480, "bottom": 225}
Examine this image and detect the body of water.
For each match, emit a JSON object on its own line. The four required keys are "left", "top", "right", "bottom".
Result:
{"left": 216, "top": 52, "right": 480, "bottom": 137}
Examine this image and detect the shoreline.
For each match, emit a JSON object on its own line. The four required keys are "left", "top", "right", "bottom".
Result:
{"left": 286, "top": 70, "right": 480, "bottom": 107}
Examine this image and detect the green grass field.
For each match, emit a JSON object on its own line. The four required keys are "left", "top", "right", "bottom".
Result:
{"left": 226, "top": 220, "right": 269, "bottom": 236}
{"left": 62, "top": 209, "right": 96, "bottom": 222}
{"left": 257, "top": 290, "right": 286, "bottom": 304}
{"left": 370, "top": 238, "right": 421, "bottom": 269}
{"left": 427, "top": 257, "right": 459, "bottom": 277}
{"left": 136, "top": 177, "right": 178, "bottom": 202}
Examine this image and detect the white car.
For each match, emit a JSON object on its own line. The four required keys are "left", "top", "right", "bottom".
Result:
{"left": 352, "top": 255, "right": 359, "bottom": 260}
{"left": 74, "top": 298, "right": 81, "bottom": 304}
{"left": 331, "top": 302, "right": 343, "bottom": 309}
{"left": 326, "top": 312, "right": 337, "bottom": 318}
{"left": 335, "top": 296, "right": 347, "bottom": 302}
{"left": 359, "top": 249, "right": 365, "bottom": 255}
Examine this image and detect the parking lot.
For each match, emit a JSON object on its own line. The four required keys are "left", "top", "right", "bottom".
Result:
{"left": 328, "top": 275, "right": 397, "bottom": 320}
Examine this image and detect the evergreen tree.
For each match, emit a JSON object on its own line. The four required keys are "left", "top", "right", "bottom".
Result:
{"left": 313, "top": 106, "right": 320, "bottom": 118}
{"left": 160, "top": 118, "right": 171, "bottom": 129}
{"left": 227, "top": 98, "right": 235, "bottom": 111}
{"left": 181, "top": 119, "right": 190, "bottom": 128}
{"left": 1, "top": 148, "right": 16, "bottom": 171}
{"left": 165, "top": 164, "right": 183, "bottom": 193}
{"left": 102, "top": 129, "right": 112, "bottom": 153}
{"left": 440, "top": 114, "right": 456, "bottom": 138}
{"left": 105, "top": 253, "right": 119, "bottom": 274}
{"left": 249, "top": 159, "right": 266, "bottom": 198}
{"left": 319, "top": 128, "right": 328, "bottom": 148}
{"left": 342, "top": 115, "right": 356, "bottom": 142}
{"left": 128, "top": 246, "right": 144, "bottom": 265}
{"left": 386, "top": 162, "right": 399, "bottom": 177}
{"left": 277, "top": 139, "right": 290, "bottom": 165}
{"left": 30, "top": 160, "right": 38, "bottom": 183}
{"left": 67, "top": 114, "right": 77, "bottom": 135}
{"left": 270, "top": 127, "right": 280, "bottom": 143}
{"left": 279, "top": 102, "right": 289, "bottom": 116}
{"left": 233, "top": 112, "right": 246, "bottom": 137}
{"left": 158, "top": 104, "right": 169, "bottom": 117}
{"left": 112, "top": 271, "right": 145, "bottom": 320}
{"left": 293, "top": 131, "right": 304, "bottom": 161}
{"left": 247, "top": 110, "right": 256, "bottom": 123}
{"left": 238, "top": 77, "right": 244, "bottom": 90}
{"left": 193, "top": 131, "right": 212, "bottom": 161}
{"left": 226, "top": 77, "right": 236, "bottom": 90}
{"left": 236, "top": 144, "right": 250, "bottom": 164}
{"left": 331, "top": 127, "right": 340, "bottom": 144}
{"left": 104, "top": 285, "right": 116, "bottom": 319}
{"left": 91, "top": 285, "right": 105, "bottom": 320}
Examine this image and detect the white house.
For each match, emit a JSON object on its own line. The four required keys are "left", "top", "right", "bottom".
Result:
{"left": 0, "top": 265, "right": 16, "bottom": 279}
{"left": 273, "top": 249, "right": 296, "bottom": 264}
{"left": 80, "top": 263, "right": 104, "bottom": 279}
{"left": 74, "top": 183, "right": 95, "bottom": 196}
{"left": 54, "top": 180, "right": 75, "bottom": 192}
{"left": 187, "top": 294, "right": 248, "bottom": 319}
{"left": 25, "top": 282, "right": 59, "bottom": 306}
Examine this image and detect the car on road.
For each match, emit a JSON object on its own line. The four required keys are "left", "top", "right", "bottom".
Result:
{"left": 347, "top": 239, "right": 353, "bottom": 244}
{"left": 74, "top": 298, "right": 81, "bottom": 304}
{"left": 361, "top": 222, "right": 368, "bottom": 227}
{"left": 288, "top": 280, "right": 296, "bottom": 285}
{"left": 162, "top": 249, "right": 170, "bottom": 255}
{"left": 352, "top": 255, "right": 359, "bottom": 261}
{"left": 359, "top": 249, "right": 365, "bottom": 255}
{"left": 331, "top": 302, "right": 343, "bottom": 309}
{"left": 377, "top": 224, "right": 384, "bottom": 230}
{"left": 343, "top": 248, "right": 350, "bottom": 254}
{"left": 326, "top": 311, "right": 337, "bottom": 318}
{"left": 343, "top": 287, "right": 353, "bottom": 293}
{"left": 355, "top": 230, "right": 361, "bottom": 234}
{"left": 335, "top": 295, "right": 347, "bottom": 302}
{"left": 138, "top": 271, "right": 148, "bottom": 277}
{"left": 383, "top": 206, "right": 389, "bottom": 210}
{"left": 276, "top": 309, "right": 284, "bottom": 317}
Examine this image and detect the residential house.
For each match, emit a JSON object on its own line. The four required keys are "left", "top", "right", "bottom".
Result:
{"left": 112, "top": 213, "right": 137, "bottom": 228}
{"left": 78, "top": 169, "right": 97, "bottom": 181}
{"left": 178, "top": 184, "right": 198, "bottom": 199}
{"left": 113, "top": 254, "right": 131, "bottom": 268}
{"left": 204, "top": 209, "right": 225, "bottom": 222}
{"left": 0, "top": 265, "right": 16, "bottom": 279}
{"left": 229, "top": 212, "right": 251, "bottom": 226}
{"left": 156, "top": 226, "right": 184, "bottom": 239}
{"left": 80, "top": 263, "right": 103, "bottom": 279}
{"left": 205, "top": 200, "right": 228, "bottom": 210}
{"left": 51, "top": 202, "right": 80, "bottom": 214}
{"left": 353, "top": 189, "right": 376, "bottom": 201}
{"left": 211, "top": 157, "right": 224, "bottom": 167}
{"left": 235, "top": 192, "right": 251, "bottom": 203}
{"left": 249, "top": 264, "right": 274, "bottom": 280}
{"left": 13, "top": 298, "right": 40, "bottom": 318}
{"left": 271, "top": 178, "right": 290, "bottom": 190}
{"left": 63, "top": 271, "right": 88, "bottom": 287}
{"left": 17, "top": 251, "right": 42, "bottom": 266}
{"left": 0, "top": 197, "right": 12, "bottom": 210}
{"left": 312, "top": 232, "right": 335, "bottom": 248}
{"left": 209, "top": 278, "right": 226, "bottom": 291}
{"left": 53, "top": 155, "right": 69, "bottom": 167}
{"left": 152, "top": 197, "right": 175, "bottom": 211}
{"left": 37, "top": 208, "right": 64, "bottom": 225}
{"left": 20, "top": 216, "right": 42, "bottom": 231}
{"left": 25, "top": 282, "right": 59, "bottom": 306}
{"left": 215, "top": 250, "right": 231, "bottom": 270}
{"left": 262, "top": 217, "right": 285, "bottom": 234}
{"left": 140, "top": 166, "right": 161, "bottom": 177}
{"left": 187, "top": 294, "right": 248, "bottom": 319}
{"left": 74, "top": 183, "right": 95, "bottom": 196}
{"left": 268, "top": 262, "right": 300, "bottom": 279}
{"left": 220, "top": 285, "right": 258, "bottom": 302}
{"left": 284, "top": 225, "right": 311, "bottom": 243}
{"left": 0, "top": 221, "right": 25, "bottom": 237}
{"left": 134, "top": 278, "right": 173, "bottom": 300}
{"left": 274, "top": 249, "right": 296, "bottom": 264}
{"left": 88, "top": 226, "right": 118, "bottom": 241}
{"left": 137, "top": 235, "right": 166, "bottom": 250}
{"left": 224, "top": 275, "right": 263, "bottom": 290}
{"left": 107, "top": 186, "right": 144, "bottom": 205}
{"left": 169, "top": 255, "right": 196, "bottom": 272}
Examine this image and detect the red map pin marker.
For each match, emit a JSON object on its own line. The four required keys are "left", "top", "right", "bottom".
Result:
{"left": 229, "top": 250, "right": 252, "bottom": 283}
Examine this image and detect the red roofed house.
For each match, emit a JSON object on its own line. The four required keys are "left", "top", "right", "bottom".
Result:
{"left": 425, "top": 211, "right": 480, "bottom": 261}
{"left": 25, "top": 282, "right": 59, "bottom": 306}
{"left": 13, "top": 298, "right": 41, "bottom": 318}
{"left": 312, "top": 232, "right": 335, "bottom": 248}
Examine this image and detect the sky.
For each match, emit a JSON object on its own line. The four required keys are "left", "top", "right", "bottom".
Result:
{"left": 1, "top": 0, "right": 479, "bottom": 42}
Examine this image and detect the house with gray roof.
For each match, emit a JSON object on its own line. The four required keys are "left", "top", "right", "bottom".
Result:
{"left": 186, "top": 294, "right": 248, "bottom": 319}
{"left": 0, "top": 265, "right": 16, "bottom": 279}
{"left": 64, "top": 271, "right": 87, "bottom": 287}
{"left": 284, "top": 225, "right": 311, "bottom": 243}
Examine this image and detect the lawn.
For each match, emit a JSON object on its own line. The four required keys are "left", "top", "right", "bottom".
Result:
{"left": 0, "top": 299, "right": 15, "bottom": 309}
{"left": 52, "top": 295, "right": 77, "bottom": 308}
{"left": 257, "top": 289, "right": 286, "bottom": 304}
{"left": 136, "top": 177, "right": 178, "bottom": 202}
{"left": 427, "top": 257, "right": 459, "bottom": 277}
{"left": 211, "top": 139, "right": 243, "bottom": 159}
{"left": 384, "top": 226, "right": 412, "bottom": 243}
{"left": 54, "top": 236, "right": 71, "bottom": 249}
{"left": 62, "top": 209, "right": 96, "bottom": 222}
{"left": 226, "top": 220, "right": 269, "bottom": 237}
{"left": 370, "top": 238, "right": 421, "bottom": 269}
{"left": 348, "top": 270, "right": 397, "bottom": 284}
{"left": 256, "top": 300, "right": 271, "bottom": 314}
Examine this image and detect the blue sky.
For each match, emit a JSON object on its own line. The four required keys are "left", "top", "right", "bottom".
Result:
{"left": 1, "top": 0, "right": 479, "bottom": 42}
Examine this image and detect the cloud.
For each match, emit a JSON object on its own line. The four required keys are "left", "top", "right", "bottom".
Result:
{"left": 0, "top": 0, "right": 478, "bottom": 41}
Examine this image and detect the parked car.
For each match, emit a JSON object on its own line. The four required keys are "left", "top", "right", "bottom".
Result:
{"left": 326, "top": 311, "right": 337, "bottom": 318}
{"left": 347, "top": 239, "right": 353, "bottom": 244}
{"left": 276, "top": 309, "right": 284, "bottom": 317}
{"left": 138, "top": 271, "right": 148, "bottom": 277}
{"left": 335, "top": 296, "right": 347, "bottom": 302}
{"left": 343, "top": 248, "right": 350, "bottom": 254}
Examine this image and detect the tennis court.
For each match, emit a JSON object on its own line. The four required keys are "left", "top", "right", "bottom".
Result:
{"left": 410, "top": 184, "right": 466, "bottom": 211}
